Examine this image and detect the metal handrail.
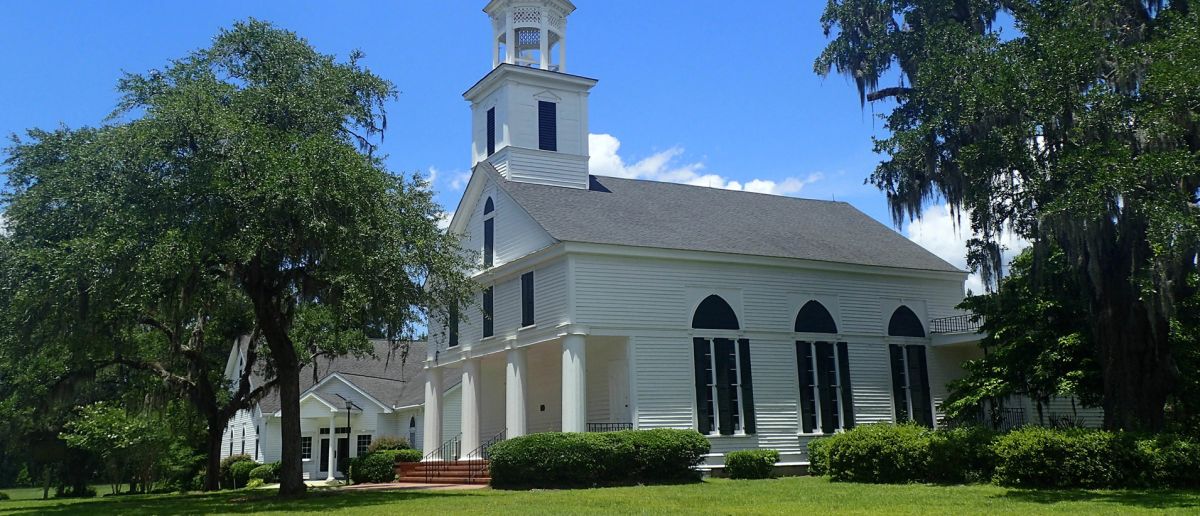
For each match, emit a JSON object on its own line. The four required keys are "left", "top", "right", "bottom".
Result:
{"left": 929, "top": 314, "right": 985, "bottom": 334}
{"left": 464, "top": 430, "right": 506, "bottom": 484}
{"left": 422, "top": 433, "right": 461, "bottom": 483}
{"left": 586, "top": 422, "right": 634, "bottom": 432}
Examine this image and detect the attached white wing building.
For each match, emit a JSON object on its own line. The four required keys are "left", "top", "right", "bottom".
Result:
{"left": 420, "top": 0, "right": 1085, "bottom": 469}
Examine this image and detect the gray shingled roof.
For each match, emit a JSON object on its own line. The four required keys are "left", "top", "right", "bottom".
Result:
{"left": 257, "top": 341, "right": 460, "bottom": 414}
{"left": 494, "top": 168, "right": 961, "bottom": 273}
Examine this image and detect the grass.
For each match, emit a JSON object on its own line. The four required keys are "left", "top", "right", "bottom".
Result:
{"left": 0, "top": 477, "right": 1196, "bottom": 515}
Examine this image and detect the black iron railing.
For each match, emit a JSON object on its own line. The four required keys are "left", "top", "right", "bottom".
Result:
{"left": 929, "top": 314, "right": 985, "bottom": 334}
{"left": 587, "top": 422, "right": 634, "bottom": 432}
{"left": 947, "top": 407, "right": 1025, "bottom": 432}
{"left": 464, "top": 430, "right": 506, "bottom": 484}
{"left": 422, "top": 433, "right": 461, "bottom": 483}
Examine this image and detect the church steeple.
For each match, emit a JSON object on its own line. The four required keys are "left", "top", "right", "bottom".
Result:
{"left": 466, "top": 1, "right": 596, "bottom": 190}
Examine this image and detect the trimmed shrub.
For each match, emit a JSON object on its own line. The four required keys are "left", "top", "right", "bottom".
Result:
{"left": 245, "top": 478, "right": 265, "bottom": 489}
{"left": 248, "top": 462, "right": 281, "bottom": 483}
{"left": 927, "top": 426, "right": 998, "bottom": 484}
{"left": 349, "top": 449, "right": 420, "bottom": 484}
{"left": 229, "top": 460, "right": 260, "bottom": 489}
{"left": 366, "top": 436, "right": 411, "bottom": 453}
{"left": 725, "top": 449, "right": 779, "bottom": 479}
{"left": 1139, "top": 435, "right": 1200, "bottom": 488}
{"left": 806, "top": 438, "right": 831, "bottom": 476}
{"left": 219, "top": 454, "right": 254, "bottom": 489}
{"left": 489, "top": 429, "right": 709, "bottom": 489}
{"left": 825, "top": 423, "right": 931, "bottom": 483}
{"left": 992, "top": 427, "right": 1117, "bottom": 487}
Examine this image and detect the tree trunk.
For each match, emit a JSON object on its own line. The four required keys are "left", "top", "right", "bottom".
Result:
{"left": 204, "top": 418, "right": 225, "bottom": 491}
{"left": 251, "top": 295, "right": 305, "bottom": 497}
{"left": 1094, "top": 288, "right": 1174, "bottom": 431}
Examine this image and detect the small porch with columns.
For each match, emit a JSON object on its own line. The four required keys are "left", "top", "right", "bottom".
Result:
{"left": 423, "top": 333, "right": 633, "bottom": 459}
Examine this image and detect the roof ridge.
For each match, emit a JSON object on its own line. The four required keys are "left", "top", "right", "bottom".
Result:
{"left": 577, "top": 174, "right": 850, "bottom": 205}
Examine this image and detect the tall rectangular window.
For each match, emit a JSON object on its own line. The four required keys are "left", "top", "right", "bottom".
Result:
{"left": 448, "top": 305, "right": 459, "bottom": 348}
{"left": 521, "top": 271, "right": 535, "bottom": 327}
{"left": 693, "top": 338, "right": 755, "bottom": 435}
{"left": 890, "top": 344, "right": 933, "bottom": 427}
{"left": 797, "top": 341, "right": 855, "bottom": 434}
{"left": 483, "top": 218, "right": 494, "bottom": 268}
{"left": 356, "top": 435, "right": 372, "bottom": 456}
{"left": 486, "top": 107, "right": 496, "bottom": 155}
{"left": 538, "top": 101, "right": 557, "bottom": 151}
{"left": 483, "top": 286, "right": 494, "bottom": 338}
{"left": 301, "top": 436, "right": 313, "bottom": 460}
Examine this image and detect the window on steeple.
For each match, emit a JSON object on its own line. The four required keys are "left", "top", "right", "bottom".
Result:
{"left": 538, "top": 101, "right": 557, "bottom": 151}
{"left": 486, "top": 108, "right": 496, "bottom": 156}
{"left": 483, "top": 197, "right": 495, "bottom": 268}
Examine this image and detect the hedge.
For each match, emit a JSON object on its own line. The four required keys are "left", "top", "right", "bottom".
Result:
{"left": 725, "top": 449, "right": 779, "bottom": 479}
{"left": 248, "top": 462, "right": 281, "bottom": 483}
{"left": 488, "top": 429, "right": 709, "bottom": 488}
{"left": 825, "top": 423, "right": 931, "bottom": 483}
{"left": 927, "top": 426, "right": 997, "bottom": 484}
{"left": 992, "top": 427, "right": 1200, "bottom": 488}
{"left": 806, "top": 438, "right": 831, "bottom": 476}
{"left": 219, "top": 454, "right": 254, "bottom": 489}
{"left": 349, "top": 449, "right": 422, "bottom": 484}
{"left": 367, "top": 436, "right": 411, "bottom": 453}
{"left": 228, "top": 460, "right": 260, "bottom": 489}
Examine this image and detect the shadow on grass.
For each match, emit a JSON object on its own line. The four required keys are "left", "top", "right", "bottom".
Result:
{"left": 0, "top": 487, "right": 482, "bottom": 515}
{"left": 996, "top": 487, "right": 1200, "bottom": 510}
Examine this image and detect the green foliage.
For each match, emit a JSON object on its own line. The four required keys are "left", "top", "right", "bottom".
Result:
{"left": 0, "top": 492, "right": 8, "bottom": 501}
{"left": 13, "top": 467, "right": 30, "bottom": 488}
{"left": 248, "top": 463, "right": 280, "bottom": 483}
{"left": 823, "top": 423, "right": 931, "bottom": 484}
{"left": 228, "top": 461, "right": 260, "bottom": 490}
{"left": 219, "top": 455, "right": 253, "bottom": 490}
{"left": 59, "top": 403, "right": 173, "bottom": 494}
{"left": 245, "top": 478, "right": 264, "bottom": 490}
{"left": 724, "top": 450, "right": 779, "bottom": 480}
{"left": 366, "top": 436, "right": 410, "bottom": 454}
{"left": 992, "top": 428, "right": 1200, "bottom": 488}
{"left": 806, "top": 438, "right": 830, "bottom": 476}
{"left": 927, "top": 426, "right": 998, "bottom": 484}
{"left": 488, "top": 430, "right": 709, "bottom": 489}
{"left": 348, "top": 451, "right": 411, "bottom": 484}
{"left": 817, "top": 0, "right": 1200, "bottom": 430}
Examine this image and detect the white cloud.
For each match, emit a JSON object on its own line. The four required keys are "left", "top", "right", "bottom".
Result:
{"left": 588, "top": 133, "right": 821, "bottom": 196}
{"left": 449, "top": 171, "right": 471, "bottom": 191}
{"left": 436, "top": 210, "right": 455, "bottom": 230}
{"left": 905, "top": 204, "right": 1029, "bottom": 295}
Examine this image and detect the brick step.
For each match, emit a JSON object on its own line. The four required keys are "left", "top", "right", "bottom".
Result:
{"left": 396, "top": 460, "right": 490, "bottom": 485}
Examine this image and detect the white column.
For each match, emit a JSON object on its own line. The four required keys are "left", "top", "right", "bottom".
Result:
{"left": 506, "top": 26, "right": 516, "bottom": 64}
{"left": 325, "top": 416, "right": 336, "bottom": 481}
{"left": 461, "top": 358, "right": 482, "bottom": 453}
{"left": 492, "top": 31, "right": 500, "bottom": 68}
{"left": 505, "top": 347, "right": 528, "bottom": 437}
{"left": 559, "top": 35, "right": 567, "bottom": 73}
{"left": 539, "top": 26, "right": 550, "bottom": 70}
{"left": 561, "top": 334, "right": 587, "bottom": 432}
{"left": 422, "top": 366, "right": 444, "bottom": 459}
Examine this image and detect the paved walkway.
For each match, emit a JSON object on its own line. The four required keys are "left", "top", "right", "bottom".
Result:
{"left": 339, "top": 482, "right": 487, "bottom": 492}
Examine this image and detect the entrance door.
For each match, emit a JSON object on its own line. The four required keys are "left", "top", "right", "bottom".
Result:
{"left": 319, "top": 438, "right": 330, "bottom": 472}
{"left": 336, "top": 438, "right": 350, "bottom": 476}
{"left": 608, "top": 360, "right": 630, "bottom": 423}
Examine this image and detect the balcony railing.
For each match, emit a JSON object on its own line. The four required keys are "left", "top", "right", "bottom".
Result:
{"left": 587, "top": 422, "right": 634, "bottom": 432}
{"left": 929, "top": 314, "right": 985, "bottom": 334}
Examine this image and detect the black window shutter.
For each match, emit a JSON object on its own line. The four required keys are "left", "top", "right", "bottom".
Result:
{"left": 486, "top": 107, "right": 496, "bottom": 155}
{"left": 737, "top": 339, "right": 756, "bottom": 434}
{"left": 521, "top": 272, "right": 534, "bottom": 327}
{"left": 483, "top": 287, "right": 494, "bottom": 338}
{"left": 816, "top": 341, "right": 837, "bottom": 433}
{"left": 796, "top": 342, "right": 817, "bottom": 433}
{"left": 448, "top": 305, "right": 459, "bottom": 348}
{"left": 837, "top": 342, "right": 855, "bottom": 429}
{"left": 538, "top": 101, "right": 557, "bottom": 151}
{"left": 713, "top": 338, "right": 736, "bottom": 435}
{"left": 907, "top": 345, "right": 934, "bottom": 427}
{"left": 889, "top": 344, "right": 908, "bottom": 422}
{"left": 483, "top": 218, "right": 494, "bottom": 268}
{"left": 692, "top": 338, "right": 713, "bottom": 435}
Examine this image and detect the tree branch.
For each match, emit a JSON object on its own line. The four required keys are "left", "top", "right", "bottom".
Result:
{"left": 867, "top": 86, "right": 913, "bottom": 102}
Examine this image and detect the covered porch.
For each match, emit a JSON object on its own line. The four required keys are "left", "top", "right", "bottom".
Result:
{"left": 423, "top": 333, "right": 633, "bottom": 458}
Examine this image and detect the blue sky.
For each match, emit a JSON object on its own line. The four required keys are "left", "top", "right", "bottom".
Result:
{"left": 1, "top": 1, "right": 1002, "bottom": 291}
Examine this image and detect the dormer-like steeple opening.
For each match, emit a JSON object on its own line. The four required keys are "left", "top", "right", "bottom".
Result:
{"left": 486, "top": 0, "right": 573, "bottom": 72}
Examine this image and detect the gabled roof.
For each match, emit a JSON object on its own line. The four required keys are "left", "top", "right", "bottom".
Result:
{"left": 255, "top": 340, "right": 461, "bottom": 415}
{"left": 489, "top": 166, "right": 961, "bottom": 274}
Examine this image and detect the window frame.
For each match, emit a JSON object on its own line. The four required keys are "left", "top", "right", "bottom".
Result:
{"left": 483, "top": 198, "right": 495, "bottom": 269}
{"left": 520, "top": 271, "right": 535, "bottom": 327}
{"left": 482, "top": 286, "right": 494, "bottom": 338}
{"left": 356, "top": 434, "right": 372, "bottom": 456}
{"left": 796, "top": 340, "right": 854, "bottom": 434}
{"left": 694, "top": 335, "right": 751, "bottom": 436}
{"left": 537, "top": 101, "right": 557, "bottom": 151}
{"left": 486, "top": 107, "right": 496, "bottom": 156}
{"left": 301, "top": 436, "right": 313, "bottom": 460}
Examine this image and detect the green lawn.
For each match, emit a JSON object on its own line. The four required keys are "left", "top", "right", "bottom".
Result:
{"left": 0, "top": 477, "right": 1196, "bottom": 515}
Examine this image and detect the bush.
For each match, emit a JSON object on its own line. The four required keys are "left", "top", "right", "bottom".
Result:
{"left": 228, "top": 461, "right": 260, "bottom": 489}
{"left": 245, "top": 478, "right": 264, "bottom": 489}
{"left": 1137, "top": 435, "right": 1200, "bottom": 488}
{"left": 0, "top": 492, "right": 9, "bottom": 501}
{"left": 349, "top": 450, "right": 420, "bottom": 484}
{"left": 807, "top": 438, "right": 831, "bottom": 476}
{"left": 824, "top": 423, "right": 931, "bottom": 483}
{"left": 927, "top": 426, "right": 997, "bottom": 484}
{"left": 725, "top": 449, "right": 779, "bottom": 479}
{"left": 992, "top": 427, "right": 1117, "bottom": 487}
{"left": 248, "top": 462, "right": 281, "bottom": 483}
{"left": 366, "top": 436, "right": 411, "bottom": 453}
{"left": 488, "top": 429, "right": 709, "bottom": 489}
{"left": 219, "top": 454, "right": 254, "bottom": 489}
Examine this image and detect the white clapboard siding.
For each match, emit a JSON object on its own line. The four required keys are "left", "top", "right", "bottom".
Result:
{"left": 450, "top": 257, "right": 569, "bottom": 351}
{"left": 745, "top": 339, "right": 803, "bottom": 456}
{"left": 442, "top": 387, "right": 462, "bottom": 442}
{"left": 632, "top": 335, "right": 695, "bottom": 430}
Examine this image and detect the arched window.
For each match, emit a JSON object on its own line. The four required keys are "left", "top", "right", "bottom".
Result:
{"left": 408, "top": 417, "right": 417, "bottom": 449}
{"left": 483, "top": 197, "right": 495, "bottom": 268}
{"left": 690, "top": 295, "right": 754, "bottom": 436}
{"left": 887, "top": 306, "right": 933, "bottom": 427}
{"left": 888, "top": 306, "right": 926, "bottom": 337}
{"left": 691, "top": 295, "right": 740, "bottom": 330}
{"left": 794, "top": 301, "right": 853, "bottom": 433}
{"left": 794, "top": 300, "right": 837, "bottom": 333}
